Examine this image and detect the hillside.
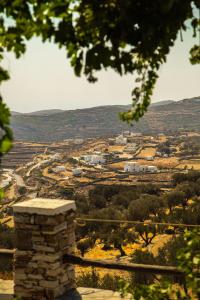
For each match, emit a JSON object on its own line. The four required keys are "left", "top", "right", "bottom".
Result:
{"left": 12, "top": 109, "right": 64, "bottom": 116}
{"left": 10, "top": 97, "right": 200, "bottom": 142}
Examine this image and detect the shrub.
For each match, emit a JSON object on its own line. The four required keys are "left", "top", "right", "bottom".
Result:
{"left": 119, "top": 229, "right": 200, "bottom": 300}
{"left": 77, "top": 268, "right": 123, "bottom": 291}
{"left": 130, "top": 249, "right": 157, "bottom": 285}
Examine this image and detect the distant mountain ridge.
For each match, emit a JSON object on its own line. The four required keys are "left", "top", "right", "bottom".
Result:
{"left": 12, "top": 109, "right": 64, "bottom": 116}
{"left": 151, "top": 100, "right": 174, "bottom": 106}
{"left": 10, "top": 97, "right": 200, "bottom": 142}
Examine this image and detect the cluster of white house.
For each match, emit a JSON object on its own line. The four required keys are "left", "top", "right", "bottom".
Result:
{"left": 51, "top": 153, "right": 106, "bottom": 177}
{"left": 124, "top": 162, "right": 158, "bottom": 173}
{"left": 115, "top": 132, "right": 142, "bottom": 145}
{"left": 156, "top": 151, "right": 169, "bottom": 158}
{"left": 116, "top": 134, "right": 127, "bottom": 145}
{"left": 51, "top": 165, "right": 83, "bottom": 177}
{"left": 81, "top": 154, "right": 106, "bottom": 165}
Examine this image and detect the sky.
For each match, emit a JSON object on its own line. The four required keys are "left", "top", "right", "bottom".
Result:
{"left": 1, "top": 29, "right": 200, "bottom": 113}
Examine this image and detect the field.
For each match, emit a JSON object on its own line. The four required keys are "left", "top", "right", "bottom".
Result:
{"left": 139, "top": 157, "right": 179, "bottom": 169}
{"left": 76, "top": 234, "right": 172, "bottom": 278}
{"left": 177, "top": 159, "right": 200, "bottom": 170}
{"left": 108, "top": 145, "right": 125, "bottom": 153}
{"left": 107, "top": 162, "right": 125, "bottom": 170}
{"left": 137, "top": 147, "right": 156, "bottom": 158}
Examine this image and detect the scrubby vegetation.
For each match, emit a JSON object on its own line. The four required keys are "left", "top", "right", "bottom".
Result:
{"left": 75, "top": 171, "right": 200, "bottom": 256}
{"left": 0, "top": 223, "right": 14, "bottom": 274}
{"left": 74, "top": 171, "right": 200, "bottom": 295}
{"left": 76, "top": 230, "right": 200, "bottom": 300}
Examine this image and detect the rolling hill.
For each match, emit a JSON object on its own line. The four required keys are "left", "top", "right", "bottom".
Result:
{"left": 10, "top": 97, "right": 200, "bottom": 142}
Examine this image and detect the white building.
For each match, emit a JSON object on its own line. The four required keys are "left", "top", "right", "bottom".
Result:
{"left": 156, "top": 151, "right": 162, "bottom": 156}
{"left": 82, "top": 155, "right": 92, "bottom": 162}
{"left": 123, "top": 131, "right": 131, "bottom": 137}
{"left": 74, "top": 139, "right": 84, "bottom": 145}
{"left": 72, "top": 168, "right": 83, "bottom": 176}
{"left": 52, "top": 165, "right": 66, "bottom": 173}
{"left": 147, "top": 166, "right": 158, "bottom": 173}
{"left": 124, "top": 162, "right": 140, "bottom": 172}
{"left": 146, "top": 156, "right": 154, "bottom": 161}
{"left": 90, "top": 155, "right": 106, "bottom": 165}
{"left": 124, "top": 162, "right": 158, "bottom": 173}
{"left": 139, "top": 165, "right": 148, "bottom": 172}
{"left": 82, "top": 154, "right": 106, "bottom": 165}
{"left": 130, "top": 132, "right": 142, "bottom": 137}
{"left": 116, "top": 135, "right": 127, "bottom": 145}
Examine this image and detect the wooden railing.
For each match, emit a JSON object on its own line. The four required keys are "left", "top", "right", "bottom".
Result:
{"left": 63, "top": 253, "right": 184, "bottom": 278}
{"left": 0, "top": 248, "right": 184, "bottom": 277}
{"left": 0, "top": 248, "right": 186, "bottom": 291}
{"left": 0, "top": 248, "right": 14, "bottom": 257}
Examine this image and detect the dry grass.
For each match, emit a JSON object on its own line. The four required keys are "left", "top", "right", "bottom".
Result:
{"left": 148, "top": 234, "right": 172, "bottom": 256}
{"left": 0, "top": 272, "right": 13, "bottom": 280}
{"left": 129, "top": 157, "right": 179, "bottom": 169}
{"left": 108, "top": 156, "right": 178, "bottom": 173}
{"left": 4, "top": 184, "right": 16, "bottom": 200}
{"left": 187, "top": 132, "right": 200, "bottom": 137}
{"left": 76, "top": 234, "right": 173, "bottom": 278}
{"left": 129, "top": 172, "right": 173, "bottom": 182}
{"left": 137, "top": 147, "right": 156, "bottom": 158}
{"left": 159, "top": 136, "right": 167, "bottom": 142}
{"left": 119, "top": 153, "right": 133, "bottom": 159}
{"left": 108, "top": 145, "right": 125, "bottom": 153}
{"left": 0, "top": 217, "right": 14, "bottom": 228}
{"left": 76, "top": 177, "right": 93, "bottom": 183}
{"left": 177, "top": 159, "right": 200, "bottom": 170}
{"left": 107, "top": 162, "right": 125, "bottom": 170}
{"left": 43, "top": 166, "right": 72, "bottom": 180}
{"left": 76, "top": 241, "right": 140, "bottom": 278}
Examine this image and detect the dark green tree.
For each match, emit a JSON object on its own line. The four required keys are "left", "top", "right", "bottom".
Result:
{"left": 85, "top": 206, "right": 137, "bottom": 256}
{"left": 164, "top": 190, "right": 186, "bottom": 212}
{"left": 135, "top": 224, "right": 157, "bottom": 247}
{"left": 119, "top": 229, "right": 200, "bottom": 300}
{"left": 176, "top": 183, "right": 196, "bottom": 208}
{"left": 130, "top": 249, "right": 158, "bottom": 285}
{"left": 76, "top": 237, "right": 95, "bottom": 257}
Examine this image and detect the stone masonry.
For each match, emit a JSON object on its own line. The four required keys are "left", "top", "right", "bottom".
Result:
{"left": 13, "top": 198, "right": 76, "bottom": 300}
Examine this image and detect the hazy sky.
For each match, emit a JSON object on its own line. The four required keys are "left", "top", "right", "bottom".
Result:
{"left": 1, "top": 29, "right": 200, "bottom": 113}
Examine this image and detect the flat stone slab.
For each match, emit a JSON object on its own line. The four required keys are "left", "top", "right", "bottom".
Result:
{"left": 0, "top": 280, "right": 131, "bottom": 299}
{"left": 78, "top": 287, "right": 131, "bottom": 299}
{"left": 0, "top": 279, "right": 13, "bottom": 300}
{"left": 13, "top": 198, "right": 76, "bottom": 215}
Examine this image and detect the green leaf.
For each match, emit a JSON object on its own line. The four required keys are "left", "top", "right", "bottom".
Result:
{"left": 0, "top": 137, "right": 12, "bottom": 153}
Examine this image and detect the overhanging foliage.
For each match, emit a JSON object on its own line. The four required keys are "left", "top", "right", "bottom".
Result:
{"left": 0, "top": 0, "right": 200, "bottom": 158}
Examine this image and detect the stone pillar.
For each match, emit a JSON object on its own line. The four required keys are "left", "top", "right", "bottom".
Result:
{"left": 13, "top": 198, "right": 76, "bottom": 300}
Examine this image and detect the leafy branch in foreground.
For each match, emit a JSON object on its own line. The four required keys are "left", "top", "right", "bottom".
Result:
{"left": 119, "top": 229, "right": 200, "bottom": 300}
{"left": 0, "top": 0, "right": 200, "bottom": 161}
